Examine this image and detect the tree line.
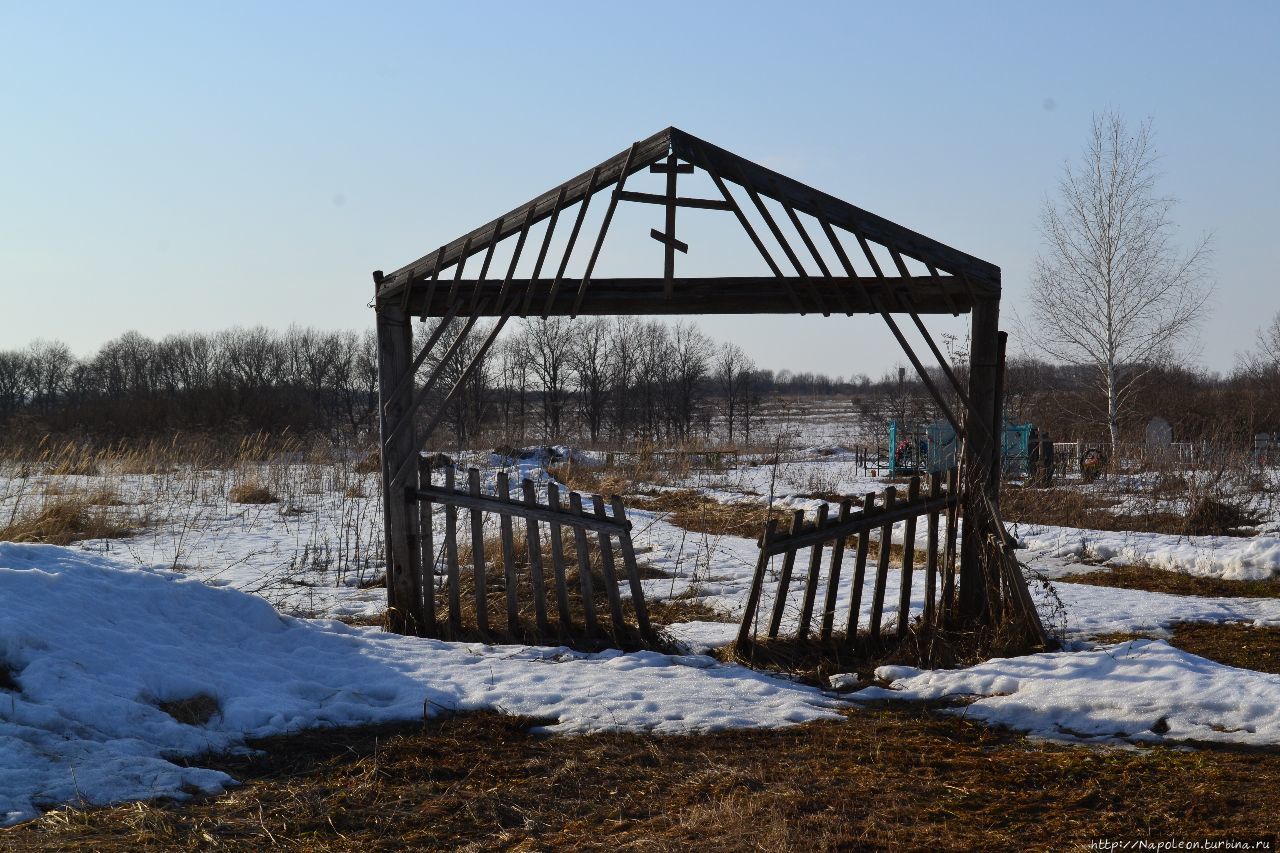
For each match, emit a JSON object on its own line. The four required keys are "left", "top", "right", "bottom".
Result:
{"left": 6, "top": 316, "right": 1280, "bottom": 453}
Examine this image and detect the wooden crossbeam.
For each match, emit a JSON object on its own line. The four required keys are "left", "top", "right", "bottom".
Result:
{"left": 401, "top": 276, "right": 974, "bottom": 316}
{"left": 615, "top": 190, "right": 731, "bottom": 210}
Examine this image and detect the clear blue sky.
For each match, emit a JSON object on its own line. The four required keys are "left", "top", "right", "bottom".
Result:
{"left": 2, "top": 1, "right": 1276, "bottom": 378}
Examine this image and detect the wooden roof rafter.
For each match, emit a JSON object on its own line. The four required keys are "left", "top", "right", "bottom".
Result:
{"left": 376, "top": 127, "right": 1000, "bottom": 316}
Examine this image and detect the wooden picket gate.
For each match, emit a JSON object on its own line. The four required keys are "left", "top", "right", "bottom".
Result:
{"left": 736, "top": 470, "right": 961, "bottom": 651}
{"left": 412, "top": 458, "right": 657, "bottom": 649}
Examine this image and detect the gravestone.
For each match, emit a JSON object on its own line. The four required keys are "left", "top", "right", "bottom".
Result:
{"left": 1144, "top": 417, "right": 1173, "bottom": 449}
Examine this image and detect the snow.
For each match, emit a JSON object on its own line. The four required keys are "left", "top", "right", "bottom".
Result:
{"left": 0, "top": 542, "right": 842, "bottom": 826}
{"left": 1013, "top": 521, "right": 1280, "bottom": 581}
{"left": 853, "top": 640, "right": 1280, "bottom": 748}
{"left": 1038, "top": 579, "right": 1280, "bottom": 639}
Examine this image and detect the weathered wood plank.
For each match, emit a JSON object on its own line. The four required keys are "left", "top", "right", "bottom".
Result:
{"left": 796, "top": 503, "right": 829, "bottom": 640}
{"left": 496, "top": 471, "right": 520, "bottom": 635}
{"left": 869, "top": 487, "right": 898, "bottom": 642}
{"left": 443, "top": 466, "right": 462, "bottom": 638}
{"left": 736, "top": 518, "right": 779, "bottom": 650}
{"left": 763, "top": 491, "right": 957, "bottom": 556}
{"left": 592, "top": 495, "right": 627, "bottom": 646}
{"left": 924, "top": 472, "right": 942, "bottom": 628}
{"left": 767, "top": 510, "right": 807, "bottom": 639}
{"left": 546, "top": 483, "right": 573, "bottom": 633}
{"left": 402, "top": 276, "right": 974, "bottom": 317}
{"left": 417, "top": 458, "right": 437, "bottom": 638}
{"left": 612, "top": 496, "right": 655, "bottom": 644}
{"left": 383, "top": 131, "right": 670, "bottom": 294}
{"left": 416, "top": 483, "right": 630, "bottom": 534}
{"left": 942, "top": 468, "right": 960, "bottom": 622}
{"left": 568, "top": 492, "right": 598, "bottom": 636}
{"left": 845, "top": 493, "right": 876, "bottom": 644}
{"left": 819, "top": 498, "right": 852, "bottom": 641}
{"left": 896, "top": 477, "right": 922, "bottom": 640}
{"left": 523, "top": 479, "right": 551, "bottom": 637}
{"left": 468, "top": 468, "right": 488, "bottom": 634}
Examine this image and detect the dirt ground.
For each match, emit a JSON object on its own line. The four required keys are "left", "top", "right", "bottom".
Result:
{"left": 8, "top": 707, "right": 1280, "bottom": 852}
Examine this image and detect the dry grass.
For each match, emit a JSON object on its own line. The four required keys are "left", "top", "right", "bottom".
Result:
{"left": 1169, "top": 622, "right": 1280, "bottom": 674}
{"left": 0, "top": 497, "right": 139, "bottom": 545}
{"left": 11, "top": 709, "right": 1280, "bottom": 851}
{"left": 1062, "top": 564, "right": 1280, "bottom": 599}
{"left": 228, "top": 480, "right": 278, "bottom": 505}
{"left": 1002, "top": 484, "right": 1259, "bottom": 537}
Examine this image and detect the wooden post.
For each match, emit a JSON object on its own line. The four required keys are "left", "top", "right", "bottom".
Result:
{"left": 374, "top": 279, "right": 422, "bottom": 635}
{"left": 958, "top": 293, "right": 1002, "bottom": 625}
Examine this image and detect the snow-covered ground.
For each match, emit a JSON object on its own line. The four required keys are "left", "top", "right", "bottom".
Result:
{"left": 9, "top": 446, "right": 1280, "bottom": 823}
{"left": 0, "top": 542, "right": 841, "bottom": 826}
{"left": 852, "top": 641, "right": 1280, "bottom": 748}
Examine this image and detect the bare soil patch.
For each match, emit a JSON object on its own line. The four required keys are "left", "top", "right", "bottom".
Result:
{"left": 11, "top": 709, "right": 1280, "bottom": 851}
{"left": 1062, "top": 564, "right": 1280, "bottom": 599}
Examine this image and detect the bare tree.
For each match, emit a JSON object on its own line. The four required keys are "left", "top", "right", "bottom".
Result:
{"left": 715, "top": 342, "right": 750, "bottom": 444}
{"left": 521, "top": 317, "right": 575, "bottom": 440}
{"left": 1024, "top": 111, "right": 1211, "bottom": 456}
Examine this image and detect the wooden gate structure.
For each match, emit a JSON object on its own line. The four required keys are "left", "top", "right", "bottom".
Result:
{"left": 372, "top": 126, "right": 1047, "bottom": 655}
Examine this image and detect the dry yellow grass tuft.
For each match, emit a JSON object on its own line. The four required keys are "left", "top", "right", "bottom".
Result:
{"left": 0, "top": 497, "right": 138, "bottom": 545}
{"left": 228, "top": 481, "right": 277, "bottom": 505}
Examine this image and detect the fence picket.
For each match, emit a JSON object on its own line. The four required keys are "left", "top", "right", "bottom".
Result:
{"left": 568, "top": 492, "right": 598, "bottom": 636}
{"left": 869, "top": 486, "right": 898, "bottom": 643}
{"left": 796, "top": 503, "right": 830, "bottom": 640}
{"left": 592, "top": 495, "right": 627, "bottom": 645}
{"left": 496, "top": 471, "right": 520, "bottom": 635}
{"left": 767, "top": 510, "right": 807, "bottom": 639}
{"left": 896, "top": 477, "right": 921, "bottom": 640}
{"left": 819, "top": 498, "right": 852, "bottom": 641}
{"left": 546, "top": 482, "right": 573, "bottom": 633}
{"left": 923, "top": 472, "right": 941, "bottom": 628}
{"left": 845, "top": 493, "right": 876, "bottom": 644}
{"left": 522, "top": 479, "right": 551, "bottom": 636}
{"left": 417, "top": 458, "right": 437, "bottom": 638}
{"left": 443, "top": 466, "right": 462, "bottom": 638}
{"left": 612, "top": 496, "right": 655, "bottom": 644}
{"left": 467, "top": 468, "right": 488, "bottom": 633}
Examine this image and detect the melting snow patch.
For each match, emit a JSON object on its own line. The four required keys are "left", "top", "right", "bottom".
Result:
{"left": 0, "top": 542, "right": 842, "bottom": 825}
{"left": 851, "top": 640, "right": 1280, "bottom": 747}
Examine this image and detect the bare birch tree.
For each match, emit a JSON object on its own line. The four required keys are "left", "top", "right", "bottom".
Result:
{"left": 1025, "top": 111, "right": 1211, "bottom": 457}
